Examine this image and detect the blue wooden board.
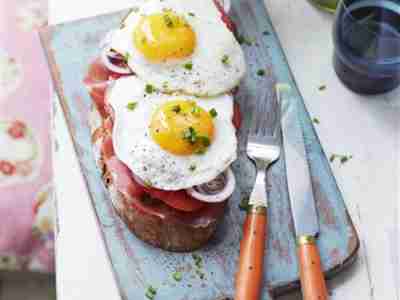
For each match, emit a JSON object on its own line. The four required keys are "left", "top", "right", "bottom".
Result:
{"left": 40, "top": 0, "right": 359, "bottom": 299}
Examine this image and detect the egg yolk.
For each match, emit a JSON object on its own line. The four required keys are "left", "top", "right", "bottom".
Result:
{"left": 150, "top": 100, "right": 215, "bottom": 156}
{"left": 133, "top": 11, "right": 196, "bottom": 63}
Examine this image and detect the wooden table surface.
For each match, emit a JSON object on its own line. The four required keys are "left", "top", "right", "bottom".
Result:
{"left": 46, "top": 0, "right": 400, "bottom": 300}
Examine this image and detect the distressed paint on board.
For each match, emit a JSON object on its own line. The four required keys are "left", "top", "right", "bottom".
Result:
{"left": 40, "top": 0, "right": 359, "bottom": 299}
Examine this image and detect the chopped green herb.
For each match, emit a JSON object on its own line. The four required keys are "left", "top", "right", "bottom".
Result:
{"left": 145, "top": 286, "right": 157, "bottom": 300}
{"left": 144, "top": 179, "right": 153, "bottom": 188}
{"left": 262, "top": 30, "right": 270, "bottom": 35}
{"left": 312, "top": 117, "right": 320, "bottom": 124}
{"left": 163, "top": 14, "right": 174, "bottom": 27}
{"left": 192, "top": 254, "right": 203, "bottom": 268}
{"left": 189, "top": 164, "right": 196, "bottom": 172}
{"left": 188, "top": 12, "right": 195, "bottom": 17}
{"left": 126, "top": 102, "right": 137, "bottom": 111}
{"left": 330, "top": 154, "right": 353, "bottom": 164}
{"left": 172, "top": 105, "right": 181, "bottom": 113}
{"left": 257, "top": 69, "right": 266, "bottom": 76}
{"left": 172, "top": 271, "right": 183, "bottom": 282}
{"left": 340, "top": 155, "right": 353, "bottom": 164}
{"left": 191, "top": 106, "right": 201, "bottom": 116}
{"left": 194, "top": 148, "right": 206, "bottom": 155}
{"left": 209, "top": 108, "right": 218, "bottom": 118}
{"left": 319, "top": 85, "right": 327, "bottom": 91}
{"left": 183, "top": 127, "right": 197, "bottom": 144}
{"left": 145, "top": 84, "right": 156, "bottom": 94}
{"left": 221, "top": 55, "right": 230, "bottom": 65}
{"left": 198, "top": 136, "right": 210, "bottom": 147}
{"left": 148, "top": 286, "right": 157, "bottom": 295}
{"left": 123, "top": 52, "right": 130, "bottom": 62}
{"left": 239, "top": 197, "right": 250, "bottom": 211}
{"left": 183, "top": 62, "right": 193, "bottom": 70}
{"left": 237, "top": 34, "right": 252, "bottom": 46}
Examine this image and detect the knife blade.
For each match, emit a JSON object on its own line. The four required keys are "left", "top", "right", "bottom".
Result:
{"left": 277, "top": 84, "right": 319, "bottom": 238}
{"left": 277, "top": 84, "right": 328, "bottom": 300}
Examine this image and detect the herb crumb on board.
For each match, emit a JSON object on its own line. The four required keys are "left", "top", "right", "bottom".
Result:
{"left": 172, "top": 271, "right": 183, "bottom": 282}
{"left": 330, "top": 154, "right": 353, "bottom": 164}
{"left": 312, "top": 117, "right": 320, "bottom": 124}
{"left": 239, "top": 197, "right": 250, "bottom": 211}
{"left": 145, "top": 285, "right": 157, "bottom": 300}
{"left": 192, "top": 253, "right": 203, "bottom": 268}
{"left": 318, "top": 85, "right": 327, "bottom": 91}
{"left": 195, "top": 269, "right": 205, "bottom": 280}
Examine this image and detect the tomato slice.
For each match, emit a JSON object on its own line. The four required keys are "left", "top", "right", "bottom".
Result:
{"left": 147, "top": 188, "right": 205, "bottom": 212}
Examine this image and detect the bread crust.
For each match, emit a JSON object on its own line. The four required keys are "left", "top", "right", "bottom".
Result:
{"left": 89, "top": 106, "right": 223, "bottom": 252}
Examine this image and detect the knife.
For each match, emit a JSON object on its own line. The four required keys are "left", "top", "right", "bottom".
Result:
{"left": 277, "top": 84, "right": 329, "bottom": 300}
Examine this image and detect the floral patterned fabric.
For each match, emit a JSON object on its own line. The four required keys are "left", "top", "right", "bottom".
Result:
{"left": 0, "top": 0, "right": 54, "bottom": 273}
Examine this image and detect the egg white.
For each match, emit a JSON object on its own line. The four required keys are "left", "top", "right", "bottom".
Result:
{"left": 109, "top": 0, "right": 246, "bottom": 97}
{"left": 108, "top": 76, "right": 237, "bottom": 191}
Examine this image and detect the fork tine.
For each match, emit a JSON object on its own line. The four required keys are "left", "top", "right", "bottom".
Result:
{"left": 249, "top": 88, "right": 279, "bottom": 138}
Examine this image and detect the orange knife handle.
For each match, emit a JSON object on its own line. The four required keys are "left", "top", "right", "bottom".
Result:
{"left": 235, "top": 206, "right": 267, "bottom": 300}
{"left": 297, "top": 235, "right": 329, "bottom": 300}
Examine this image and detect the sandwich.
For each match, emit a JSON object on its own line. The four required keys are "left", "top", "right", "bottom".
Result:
{"left": 84, "top": 0, "right": 246, "bottom": 251}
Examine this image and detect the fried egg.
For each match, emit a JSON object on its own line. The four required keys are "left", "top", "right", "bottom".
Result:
{"left": 108, "top": 76, "right": 237, "bottom": 190}
{"left": 109, "top": 0, "right": 246, "bottom": 97}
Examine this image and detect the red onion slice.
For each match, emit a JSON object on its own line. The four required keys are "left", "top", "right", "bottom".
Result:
{"left": 101, "top": 47, "right": 132, "bottom": 75}
{"left": 186, "top": 168, "right": 235, "bottom": 203}
{"left": 100, "top": 30, "right": 132, "bottom": 75}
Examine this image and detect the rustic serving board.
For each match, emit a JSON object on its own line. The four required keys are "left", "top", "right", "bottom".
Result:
{"left": 40, "top": 0, "right": 359, "bottom": 299}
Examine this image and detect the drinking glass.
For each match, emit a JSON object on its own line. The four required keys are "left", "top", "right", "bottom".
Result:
{"left": 333, "top": 0, "right": 400, "bottom": 94}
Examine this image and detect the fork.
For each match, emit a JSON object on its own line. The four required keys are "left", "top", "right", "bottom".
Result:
{"left": 234, "top": 91, "right": 281, "bottom": 300}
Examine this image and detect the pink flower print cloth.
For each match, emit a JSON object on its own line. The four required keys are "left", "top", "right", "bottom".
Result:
{"left": 0, "top": 0, "right": 54, "bottom": 273}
